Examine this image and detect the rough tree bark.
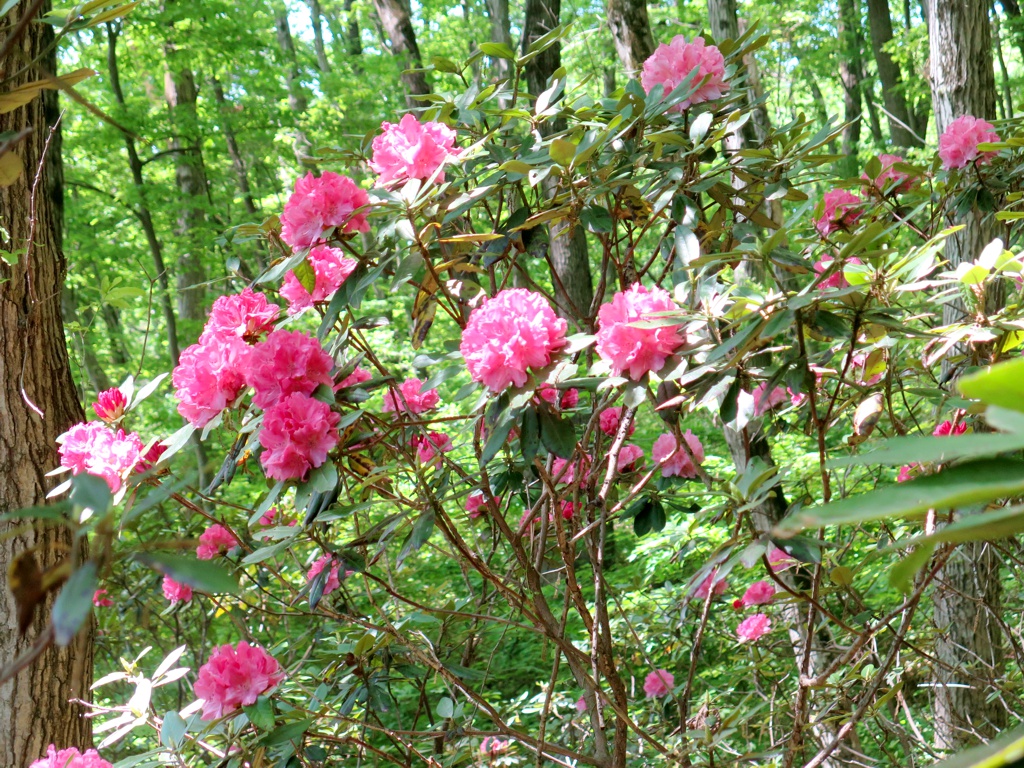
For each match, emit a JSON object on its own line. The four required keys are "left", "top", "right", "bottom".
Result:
{"left": 607, "top": 0, "right": 654, "bottom": 74}
{"left": 865, "top": 0, "right": 923, "bottom": 146}
{"left": 372, "top": 0, "right": 431, "bottom": 108}
{"left": 927, "top": 0, "right": 1005, "bottom": 752}
{"left": 521, "top": 0, "right": 594, "bottom": 321}
{"left": 0, "top": 1, "right": 93, "bottom": 762}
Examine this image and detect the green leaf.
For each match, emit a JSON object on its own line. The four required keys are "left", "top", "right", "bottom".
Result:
{"left": 259, "top": 718, "right": 313, "bottom": 746}
{"left": 520, "top": 407, "right": 540, "bottom": 463}
{"left": 633, "top": 499, "right": 666, "bottom": 537}
{"left": 888, "top": 542, "right": 935, "bottom": 594}
{"left": 397, "top": 509, "right": 435, "bottom": 566}
{"left": 70, "top": 473, "right": 112, "bottom": 513}
{"left": 480, "top": 410, "right": 515, "bottom": 466}
{"left": 549, "top": 138, "right": 576, "bottom": 166}
{"left": 930, "top": 725, "right": 1024, "bottom": 768}
{"left": 776, "top": 458, "right": 1024, "bottom": 534}
{"left": 134, "top": 553, "right": 239, "bottom": 595}
{"left": 538, "top": 408, "right": 576, "bottom": 459}
{"left": 479, "top": 41, "right": 515, "bottom": 59}
{"left": 436, "top": 696, "right": 454, "bottom": 718}
{"left": 689, "top": 111, "right": 714, "bottom": 143}
{"left": 959, "top": 358, "right": 1024, "bottom": 412}
{"left": 829, "top": 432, "right": 1024, "bottom": 468}
{"left": 293, "top": 257, "right": 316, "bottom": 294}
{"left": 160, "top": 710, "right": 187, "bottom": 750}
{"left": 581, "top": 205, "right": 612, "bottom": 233}
{"left": 243, "top": 695, "right": 276, "bottom": 731}
{"left": 52, "top": 561, "right": 96, "bottom": 646}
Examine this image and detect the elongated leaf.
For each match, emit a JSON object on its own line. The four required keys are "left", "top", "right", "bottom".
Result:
{"left": 829, "top": 432, "right": 1024, "bottom": 468}
{"left": 959, "top": 358, "right": 1024, "bottom": 412}
{"left": 776, "top": 458, "right": 1024, "bottom": 534}
{"left": 134, "top": 553, "right": 238, "bottom": 595}
{"left": 52, "top": 562, "right": 97, "bottom": 645}
{"left": 538, "top": 408, "right": 575, "bottom": 459}
{"left": 931, "top": 726, "right": 1024, "bottom": 768}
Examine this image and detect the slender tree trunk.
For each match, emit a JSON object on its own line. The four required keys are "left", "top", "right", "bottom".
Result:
{"left": 865, "top": 0, "right": 922, "bottom": 146}
{"left": 0, "top": 2, "right": 93, "bottom": 762}
{"left": 372, "top": 0, "right": 431, "bottom": 107}
{"left": 838, "top": 0, "right": 864, "bottom": 166}
{"left": 272, "top": 2, "right": 318, "bottom": 167}
{"left": 105, "top": 23, "right": 181, "bottom": 366}
{"left": 62, "top": 290, "right": 112, "bottom": 397}
{"left": 607, "top": 0, "right": 654, "bottom": 74}
{"left": 307, "top": 0, "right": 333, "bottom": 72}
{"left": 486, "top": 0, "right": 512, "bottom": 82}
{"left": 861, "top": 74, "right": 886, "bottom": 144}
{"left": 210, "top": 80, "right": 259, "bottom": 218}
{"left": 927, "top": 0, "right": 1005, "bottom": 753}
{"left": 998, "top": 0, "right": 1024, "bottom": 64}
{"left": 993, "top": 7, "right": 1013, "bottom": 119}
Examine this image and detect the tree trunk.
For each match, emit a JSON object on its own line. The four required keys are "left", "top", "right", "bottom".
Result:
{"left": 838, "top": 0, "right": 864, "bottom": 167}
{"left": 486, "top": 0, "right": 512, "bottom": 82}
{"left": 272, "top": 2, "right": 318, "bottom": 167}
{"left": 372, "top": 0, "right": 431, "bottom": 108}
{"left": 0, "top": 2, "right": 93, "bottom": 762}
{"left": 522, "top": 0, "right": 594, "bottom": 322}
{"left": 998, "top": 0, "right": 1024, "bottom": 65}
{"left": 343, "top": 0, "right": 363, "bottom": 56}
{"left": 927, "top": 0, "right": 1005, "bottom": 752}
{"left": 865, "top": 0, "right": 923, "bottom": 146}
{"left": 307, "top": 0, "right": 333, "bottom": 72}
{"left": 210, "top": 80, "right": 259, "bottom": 219}
{"left": 992, "top": 7, "right": 1013, "bottom": 119}
{"left": 607, "top": 0, "right": 654, "bottom": 74}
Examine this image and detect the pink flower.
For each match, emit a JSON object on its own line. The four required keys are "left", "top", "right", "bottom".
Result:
{"left": 933, "top": 420, "right": 967, "bottom": 437}
{"left": 370, "top": 113, "right": 461, "bottom": 185}
{"left": 162, "top": 576, "right": 193, "bottom": 604}
{"left": 732, "top": 580, "right": 775, "bottom": 609}
{"left": 643, "top": 669, "right": 675, "bottom": 698}
{"left": 651, "top": 430, "right": 704, "bottom": 478}
{"left": 551, "top": 454, "right": 591, "bottom": 485}
{"left": 788, "top": 387, "right": 807, "bottom": 408}
{"left": 93, "top": 589, "right": 113, "bottom": 608}
{"left": 736, "top": 613, "right": 771, "bottom": 642}
{"left": 692, "top": 569, "right": 728, "bottom": 601}
{"left": 897, "top": 464, "right": 918, "bottom": 483}
{"left": 938, "top": 115, "right": 1001, "bottom": 170}
{"left": 134, "top": 442, "right": 167, "bottom": 474}
{"left": 307, "top": 555, "right": 342, "bottom": 597}
{"left": 279, "top": 245, "right": 359, "bottom": 315}
{"left": 460, "top": 289, "right": 568, "bottom": 392}
{"left": 92, "top": 388, "right": 128, "bottom": 422}
{"left": 280, "top": 171, "right": 371, "bottom": 250}
{"left": 173, "top": 335, "right": 251, "bottom": 427}
{"left": 382, "top": 378, "right": 440, "bottom": 414}
{"left": 641, "top": 36, "right": 728, "bottom": 111}
{"left": 752, "top": 383, "right": 787, "bottom": 416}
{"left": 599, "top": 406, "right": 635, "bottom": 438}
{"left": 862, "top": 154, "right": 914, "bottom": 194}
{"left": 259, "top": 393, "right": 340, "bottom": 481}
{"left": 767, "top": 546, "right": 797, "bottom": 572}
{"left": 413, "top": 431, "right": 453, "bottom": 464}
{"left": 258, "top": 507, "right": 279, "bottom": 526}
{"left": 200, "top": 287, "right": 280, "bottom": 343}
{"left": 616, "top": 444, "right": 644, "bottom": 472}
{"left": 193, "top": 641, "right": 285, "bottom": 721}
{"left": 57, "top": 422, "right": 143, "bottom": 493}
{"left": 538, "top": 384, "right": 579, "bottom": 409}
{"left": 815, "top": 189, "right": 863, "bottom": 237}
{"left": 813, "top": 255, "right": 863, "bottom": 290}
{"left": 338, "top": 366, "right": 373, "bottom": 389}
{"left": 466, "top": 490, "right": 496, "bottom": 519}
{"left": 575, "top": 695, "right": 587, "bottom": 713}
{"left": 560, "top": 500, "right": 578, "bottom": 520}
{"left": 246, "top": 330, "right": 335, "bottom": 410}
{"left": 30, "top": 746, "right": 113, "bottom": 768}
{"left": 480, "top": 736, "right": 509, "bottom": 755}
{"left": 196, "top": 524, "right": 239, "bottom": 560}
{"left": 596, "top": 284, "right": 686, "bottom": 380}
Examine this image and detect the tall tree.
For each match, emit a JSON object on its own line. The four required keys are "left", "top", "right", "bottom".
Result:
{"left": 271, "top": 1, "right": 317, "bottom": 167}
{"left": 865, "top": 0, "right": 923, "bottom": 146}
{"left": 486, "top": 0, "right": 512, "bottom": 82}
{"left": 372, "top": 0, "right": 430, "bottom": 107}
{"left": 0, "top": 1, "right": 93, "bottom": 762}
{"left": 927, "top": 0, "right": 1005, "bottom": 753}
{"left": 307, "top": 0, "right": 333, "bottom": 72}
{"left": 607, "top": 0, "right": 654, "bottom": 74}
{"left": 838, "top": 0, "right": 864, "bottom": 164}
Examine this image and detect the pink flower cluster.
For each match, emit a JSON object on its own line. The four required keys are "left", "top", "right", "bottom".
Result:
{"left": 643, "top": 669, "right": 675, "bottom": 698}
{"left": 338, "top": 366, "right": 373, "bottom": 390}
{"left": 480, "top": 736, "right": 510, "bottom": 755}
{"left": 538, "top": 384, "right": 579, "bottom": 410}
{"left": 307, "top": 555, "right": 342, "bottom": 597}
{"left": 260, "top": 393, "right": 340, "bottom": 481}
{"left": 733, "top": 580, "right": 774, "bottom": 609}
{"left": 93, "top": 589, "right": 113, "bottom": 608}
{"left": 247, "top": 330, "right": 334, "bottom": 409}
{"left": 641, "top": 36, "right": 729, "bottom": 111}
{"left": 413, "top": 431, "right": 453, "bottom": 464}
{"left": 57, "top": 421, "right": 143, "bottom": 492}
{"left": 466, "top": 490, "right": 490, "bottom": 519}
{"left": 599, "top": 406, "right": 634, "bottom": 438}
{"left": 767, "top": 546, "right": 797, "bottom": 572}
{"left": 93, "top": 387, "right": 127, "bottom": 422}
{"left": 736, "top": 613, "right": 771, "bottom": 642}
{"left": 369, "top": 114, "right": 461, "bottom": 185}
{"left": 596, "top": 284, "right": 686, "bottom": 380}
{"left": 196, "top": 524, "right": 239, "bottom": 560}
{"left": 201, "top": 287, "right": 280, "bottom": 344}
{"left": 280, "top": 245, "right": 358, "bottom": 315}
{"left": 752, "top": 383, "right": 787, "bottom": 417}
{"left": 460, "top": 289, "right": 568, "bottom": 392}
{"left": 815, "top": 189, "right": 863, "bottom": 237}
{"left": 938, "top": 115, "right": 1000, "bottom": 170}
{"left": 814, "top": 255, "right": 863, "bottom": 290}
{"left": 193, "top": 641, "right": 285, "bottom": 721}
{"left": 382, "top": 378, "right": 440, "bottom": 414}
{"left": 692, "top": 569, "right": 728, "bottom": 602}
{"left": 652, "top": 430, "right": 704, "bottom": 478}
{"left": 862, "top": 154, "right": 914, "bottom": 194}
{"left": 173, "top": 334, "right": 251, "bottom": 428}
{"left": 933, "top": 420, "right": 967, "bottom": 437}
{"left": 162, "top": 576, "right": 193, "bottom": 604}
{"left": 280, "top": 171, "right": 371, "bottom": 250}
{"left": 30, "top": 746, "right": 113, "bottom": 768}
{"left": 616, "top": 444, "right": 644, "bottom": 472}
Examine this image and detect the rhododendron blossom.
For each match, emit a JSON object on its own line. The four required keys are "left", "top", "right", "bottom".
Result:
{"left": 173, "top": 334, "right": 251, "bottom": 427}
{"left": 200, "top": 287, "right": 280, "bottom": 343}
{"left": 279, "top": 171, "right": 370, "bottom": 249}
{"left": 599, "top": 406, "right": 635, "bottom": 438}
{"left": 538, "top": 384, "right": 579, "bottom": 409}
{"left": 641, "top": 36, "right": 728, "bottom": 111}
{"left": 466, "top": 490, "right": 496, "bottom": 519}
{"left": 259, "top": 393, "right": 340, "bottom": 481}
{"left": 897, "top": 464, "right": 919, "bottom": 483}
{"left": 382, "top": 378, "right": 440, "bottom": 414}
{"left": 551, "top": 454, "right": 591, "bottom": 485}
{"left": 279, "top": 245, "right": 358, "bottom": 314}
{"left": 733, "top": 580, "right": 775, "bottom": 609}
{"left": 93, "top": 589, "right": 113, "bottom": 608}
{"left": 692, "top": 569, "right": 728, "bottom": 601}
{"left": 616, "top": 444, "right": 644, "bottom": 472}
{"left": 862, "top": 154, "right": 914, "bottom": 194}
{"left": 652, "top": 430, "right": 704, "bottom": 478}
{"left": 460, "top": 289, "right": 568, "bottom": 392}
{"left": 246, "top": 330, "right": 335, "bottom": 409}
{"left": 815, "top": 189, "right": 863, "bottom": 237}
{"left": 938, "top": 115, "right": 1001, "bottom": 170}
{"left": 193, "top": 641, "right": 285, "bottom": 721}
{"left": 814, "top": 255, "right": 863, "bottom": 290}
{"left": 752, "top": 383, "right": 788, "bottom": 416}
{"left": 933, "top": 420, "right": 967, "bottom": 437}
{"left": 480, "top": 736, "right": 509, "bottom": 755}
{"left": 197, "top": 524, "right": 239, "bottom": 560}
{"left": 337, "top": 366, "right": 373, "bottom": 389}
{"left": 596, "top": 284, "right": 686, "bottom": 380}
{"left": 57, "top": 422, "right": 143, "bottom": 492}
{"left": 369, "top": 113, "right": 461, "bottom": 185}
{"left": 307, "top": 555, "right": 342, "bottom": 596}
{"left": 92, "top": 387, "right": 127, "bottom": 422}
{"left": 575, "top": 695, "right": 587, "bottom": 713}
{"left": 643, "top": 669, "right": 675, "bottom": 698}
{"left": 413, "top": 431, "right": 453, "bottom": 464}
{"left": 736, "top": 613, "right": 772, "bottom": 642}
{"left": 767, "top": 547, "right": 797, "bottom": 571}
{"left": 162, "top": 576, "right": 193, "bottom": 604}
{"left": 30, "top": 745, "right": 113, "bottom": 768}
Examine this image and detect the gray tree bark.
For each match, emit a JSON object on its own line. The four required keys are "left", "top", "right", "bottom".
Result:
{"left": 866, "top": 0, "right": 923, "bottom": 146}
{"left": 486, "top": 0, "right": 512, "bottom": 82}
{"left": 372, "top": 0, "right": 431, "bottom": 108}
{"left": 838, "top": 0, "right": 864, "bottom": 165}
{"left": 0, "top": 1, "right": 93, "bottom": 761}
{"left": 307, "top": 0, "right": 333, "bottom": 72}
{"left": 607, "top": 0, "right": 654, "bottom": 74}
